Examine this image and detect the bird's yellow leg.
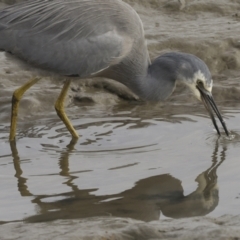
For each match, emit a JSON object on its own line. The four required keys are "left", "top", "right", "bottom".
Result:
{"left": 9, "top": 77, "right": 41, "bottom": 141}
{"left": 55, "top": 79, "right": 79, "bottom": 139}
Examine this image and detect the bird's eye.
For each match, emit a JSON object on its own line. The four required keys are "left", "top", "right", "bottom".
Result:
{"left": 197, "top": 80, "right": 203, "bottom": 86}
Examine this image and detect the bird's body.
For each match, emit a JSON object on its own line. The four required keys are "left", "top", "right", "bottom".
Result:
{"left": 0, "top": 0, "right": 229, "bottom": 141}
{"left": 0, "top": 0, "right": 150, "bottom": 97}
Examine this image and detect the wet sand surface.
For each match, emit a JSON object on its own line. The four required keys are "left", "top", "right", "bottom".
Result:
{"left": 1, "top": 0, "right": 240, "bottom": 239}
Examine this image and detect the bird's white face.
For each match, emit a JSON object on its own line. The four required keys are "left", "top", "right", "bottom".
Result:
{"left": 184, "top": 70, "right": 213, "bottom": 101}
{"left": 180, "top": 70, "right": 229, "bottom": 137}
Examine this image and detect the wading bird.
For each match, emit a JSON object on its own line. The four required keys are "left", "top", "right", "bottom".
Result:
{"left": 0, "top": 0, "right": 229, "bottom": 141}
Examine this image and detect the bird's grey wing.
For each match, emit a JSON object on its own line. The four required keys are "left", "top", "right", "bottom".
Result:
{"left": 0, "top": 0, "right": 132, "bottom": 76}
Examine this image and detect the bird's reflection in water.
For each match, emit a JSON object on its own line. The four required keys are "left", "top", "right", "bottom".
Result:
{"left": 160, "top": 143, "right": 226, "bottom": 218}
{"left": 10, "top": 139, "right": 226, "bottom": 222}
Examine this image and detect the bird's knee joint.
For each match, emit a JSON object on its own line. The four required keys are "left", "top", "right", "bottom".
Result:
{"left": 12, "top": 89, "right": 22, "bottom": 103}
{"left": 55, "top": 102, "right": 64, "bottom": 113}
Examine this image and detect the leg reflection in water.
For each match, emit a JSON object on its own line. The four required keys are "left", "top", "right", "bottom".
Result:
{"left": 10, "top": 141, "right": 32, "bottom": 197}
{"left": 10, "top": 140, "right": 226, "bottom": 222}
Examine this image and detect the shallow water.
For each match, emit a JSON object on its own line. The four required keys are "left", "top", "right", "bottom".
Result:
{"left": 1, "top": 0, "right": 240, "bottom": 228}
{"left": 1, "top": 101, "right": 240, "bottom": 223}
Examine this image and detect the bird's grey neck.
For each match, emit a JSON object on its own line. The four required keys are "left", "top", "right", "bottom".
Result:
{"left": 116, "top": 52, "right": 207, "bottom": 102}
{"left": 123, "top": 56, "right": 179, "bottom": 101}
{"left": 104, "top": 52, "right": 200, "bottom": 102}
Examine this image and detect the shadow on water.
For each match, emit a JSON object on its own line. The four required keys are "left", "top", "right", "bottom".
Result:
{"left": 9, "top": 138, "right": 227, "bottom": 223}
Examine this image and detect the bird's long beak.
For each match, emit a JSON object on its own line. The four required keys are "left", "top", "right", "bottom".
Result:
{"left": 196, "top": 82, "right": 229, "bottom": 137}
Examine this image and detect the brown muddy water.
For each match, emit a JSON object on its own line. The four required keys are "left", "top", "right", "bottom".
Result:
{"left": 0, "top": 0, "right": 240, "bottom": 239}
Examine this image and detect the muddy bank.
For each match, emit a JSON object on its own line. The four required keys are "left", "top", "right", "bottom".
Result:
{"left": 1, "top": 215, "right": 240, "bottom": 240}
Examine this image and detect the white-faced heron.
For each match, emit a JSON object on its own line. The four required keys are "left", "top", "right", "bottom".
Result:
{"left": 0, "top": 0, "right": 229, "bottom": 141}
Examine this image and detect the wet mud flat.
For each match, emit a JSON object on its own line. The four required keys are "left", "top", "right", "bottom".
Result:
{"left": 1, "top": 0, "right": 240, "bottom": 239}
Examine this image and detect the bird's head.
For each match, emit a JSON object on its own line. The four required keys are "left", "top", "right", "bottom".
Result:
{"left": 183, "top": 70, "right": 212, "bottom": 101}
{"left": 177, "top": 53, "right": 229, "bottom": 136}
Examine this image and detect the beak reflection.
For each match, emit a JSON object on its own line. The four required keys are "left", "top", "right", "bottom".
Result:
{"left": 197, "top": 82, "right": 229, "bottom": 137}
